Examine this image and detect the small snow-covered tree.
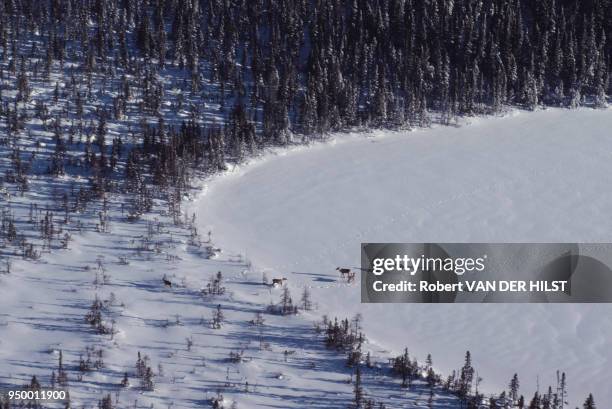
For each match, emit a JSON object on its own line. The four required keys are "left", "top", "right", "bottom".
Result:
{"left": 99, "top": 394, "right": 113, "bottom": 409}
{"left": 353, "top": 364, "right": 364, "bottom": 408}
{"left": 57, "top": 350, "right": 68, "bottom": 386}
{"left": 509, "top": 373, "right": 520, "bottom": 402}
{"left": 212, "top": 304, "right": 224, "bottom": 329}
{"left": 142, "top": 367, "right": 154, "bottom": 391}
{"left": 300, "top": 286, "right": 313, "bottom": 311}
{"left": 458, "top": 351, "right": 474, "bottom": 400}
{"left": 280, "top": 287, "right": 294, "bottom": 315}
{"left": 583, "top": 394, "right": 596, "bottom": 409}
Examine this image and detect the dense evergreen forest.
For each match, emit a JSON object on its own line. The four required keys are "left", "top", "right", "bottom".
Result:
{"left": 0, "top": 0, "right": 611, "bottom": 235}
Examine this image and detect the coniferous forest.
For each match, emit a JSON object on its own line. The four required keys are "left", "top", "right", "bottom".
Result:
{"left": 0, "top": 0, "right": 610, "bottom": 189}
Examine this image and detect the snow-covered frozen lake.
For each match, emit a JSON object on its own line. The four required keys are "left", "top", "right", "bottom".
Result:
{"left": 193, "top": 108, "right": 612, "bottom": 407}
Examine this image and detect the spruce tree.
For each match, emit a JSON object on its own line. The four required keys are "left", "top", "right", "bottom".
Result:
{"left": 583, "top": 394, "right": 596, "bottom": 409}
{"left": 510, "top": 373, "right": 520, "bottom": 403}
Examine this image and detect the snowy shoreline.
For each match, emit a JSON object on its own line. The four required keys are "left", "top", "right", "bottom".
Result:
{"left": 191, "top": 107, "right": 612, "bottom": 408}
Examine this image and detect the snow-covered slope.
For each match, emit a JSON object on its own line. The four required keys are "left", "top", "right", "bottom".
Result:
{"left": 2, "top": 200, "right": 421, "bottom": 409}
{"left": 1, "top": 116, "right": 462, "bottom": 408}
{"left": 193, "top": 108, "right": 612, "bottom": 408}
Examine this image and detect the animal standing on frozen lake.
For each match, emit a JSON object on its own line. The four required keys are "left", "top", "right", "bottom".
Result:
{"left": 336, "top": 267, "right": 351, "bottom": 279}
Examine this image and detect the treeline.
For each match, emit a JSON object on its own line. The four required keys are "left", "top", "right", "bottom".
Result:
{"left": 0, "top": 1, "right": 611, "bottom": 285}
{"left": 0, "top": 0, "right": 609, "bottom": 226}
{"left": 318, "top": 315, "right": 597, "bottom": 409}
{"left": 2, "top": 0, "right": 611, "bottom": 145}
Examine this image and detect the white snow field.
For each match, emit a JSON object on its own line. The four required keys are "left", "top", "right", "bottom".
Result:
{"left": 2, "top": 197, "right": 432, "bottom": 409}
{"left": 193, "top": 107, "right": 612, "bottom": 408}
